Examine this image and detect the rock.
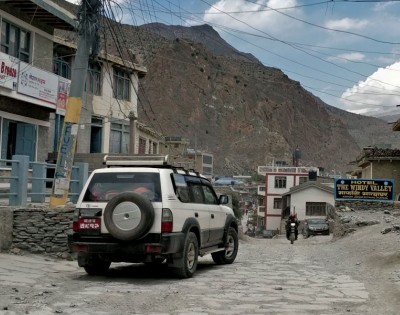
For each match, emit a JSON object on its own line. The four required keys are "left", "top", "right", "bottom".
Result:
{"left": 381, "top": 227, "right": 393, "bottom": 234}
{"left": 384, "top": 210, "right": 391, "bottom": 215}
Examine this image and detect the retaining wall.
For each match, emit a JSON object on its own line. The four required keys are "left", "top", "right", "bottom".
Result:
{"left": 7, "top": 206, "right": 75, "bottom": 258}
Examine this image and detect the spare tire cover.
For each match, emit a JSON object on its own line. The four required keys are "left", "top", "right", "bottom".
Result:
{"left": 104, "top": 192, "right": 155, "bottom": 241}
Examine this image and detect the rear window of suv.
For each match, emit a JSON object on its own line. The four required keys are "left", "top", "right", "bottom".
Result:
{"left": 83, "top": 172, "right": 161, "bottom": 202}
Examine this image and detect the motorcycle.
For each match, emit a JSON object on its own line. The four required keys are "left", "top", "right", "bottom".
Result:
{"left": 289, "top": 222, "right": 296, "bottom": 244}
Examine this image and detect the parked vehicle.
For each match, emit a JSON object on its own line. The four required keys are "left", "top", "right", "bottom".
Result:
{"left": 67, "top": 155, "right": 239, "bottom": 278}
{"left": 303, "top": 218, "right": 330, "bottom": 238}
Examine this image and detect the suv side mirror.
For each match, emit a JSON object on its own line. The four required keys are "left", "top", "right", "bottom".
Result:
{"left": 219, "top": 194, "right": 229, "bottom": 205}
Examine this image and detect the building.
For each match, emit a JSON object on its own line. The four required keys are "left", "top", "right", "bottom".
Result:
{"left": 350, "top": 146, "right": 400, "bottom": 201}
{"left": 51, "top": 33, "right": 150, "bottom": 158}
{"left": 0, "top": 0, "right": 76, "bottom": 162}
{"left": 257, "top": 164, "right": 319, "bottom": 232}
{"left": 281, "top": 181, "right": 334, "bottom": 221}
{"left": 160, "top": 136, "right": 214, "bottom": 179}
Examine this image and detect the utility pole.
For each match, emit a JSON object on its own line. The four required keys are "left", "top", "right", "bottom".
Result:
{"left": 50, "top": 0, "right": 102, "bottom": 206}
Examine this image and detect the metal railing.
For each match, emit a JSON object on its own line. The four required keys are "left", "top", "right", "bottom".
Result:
{"left": 0, "top": 155, "right": 88, "bottom": 206}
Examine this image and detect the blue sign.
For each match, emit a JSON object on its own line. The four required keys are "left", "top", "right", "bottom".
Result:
{"left": 335, "top": 178, "right": 394, "bottom": 201}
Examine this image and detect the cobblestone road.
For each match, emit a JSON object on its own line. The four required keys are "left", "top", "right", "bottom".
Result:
{"left": 0, "top": 234, "right": 378, "bottom": 315}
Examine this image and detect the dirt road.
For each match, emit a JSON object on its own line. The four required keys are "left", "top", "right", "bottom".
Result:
{"left": 0, "top": 219, "right": 399, "bottom": 314}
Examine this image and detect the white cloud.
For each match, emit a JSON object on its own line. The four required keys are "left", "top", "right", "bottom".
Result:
{"left": 202, "top": 0, "right": 303, "bottom": 35}
{"left": 327, "top": 52, "right": 365, "bottom": 63}
{"left": 325, "top": 18, "right": 369, "bottom": 31}
{"left": 341, "top": 62, "right": 400, "bottom": 115}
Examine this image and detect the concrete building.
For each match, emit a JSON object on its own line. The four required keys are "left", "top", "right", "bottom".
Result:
{"left": 281, "top": 181, "right": 334, "bottom": 221}
{"left": 257, "top": 164, "right": 319, "bottom": 232}
{"left": 350, "top": 147, "right": 400, "bottom": 201}
{"left": 0, "top": 0, "right": 75, "bottom": 163}
{"left": 0, "top": 0, "right": 162, "bottom": 171}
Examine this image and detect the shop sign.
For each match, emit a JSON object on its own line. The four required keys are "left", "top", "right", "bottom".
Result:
{"left": 18, "top": 61, "right": 58, "bottom": 104}
{"left": 56, "top": 77, "right": 71, "bottom": 115}
{"left": 334, "top": 178, "right": 394, "bottom": 201}
{"left": 0, "top": 52, "right": 18, "bottom": 90}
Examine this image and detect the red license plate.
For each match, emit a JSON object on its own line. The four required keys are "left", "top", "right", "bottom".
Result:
{"left": 78, "top": 218, "right": 101, "bottom": 230}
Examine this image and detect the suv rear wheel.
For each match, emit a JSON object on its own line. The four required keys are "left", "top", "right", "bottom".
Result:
{"left": 174, "top": 232, "right": 198, "bottom": 279}
{"left": 82, "top": 254, "right": 111, "bottom": 276}
{"left": 212, "top": 227, "right": 238, "bottom": 265}
{"left": 104, "top": 192, "right": 155, "bottom": 241}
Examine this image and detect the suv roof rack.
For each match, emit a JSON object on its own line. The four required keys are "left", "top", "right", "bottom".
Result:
{"left": 104, "top": 155, "right": 170, "bottom": 167}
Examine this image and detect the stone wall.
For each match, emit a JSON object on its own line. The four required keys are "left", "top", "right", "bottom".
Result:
{"left": 332, "top": 200, "right": 400, "bottom": 238}
{"left": 10, "top": 207, "right": 75, "bottom": 258}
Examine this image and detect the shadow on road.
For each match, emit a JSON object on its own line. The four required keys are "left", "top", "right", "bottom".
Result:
{"left": 74, "top": 260, "right": 217, "bottom": 282}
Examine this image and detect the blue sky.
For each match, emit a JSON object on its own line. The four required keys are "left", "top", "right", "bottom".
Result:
{"left": 67, "top": 0, "right": 400, "bottom": 117}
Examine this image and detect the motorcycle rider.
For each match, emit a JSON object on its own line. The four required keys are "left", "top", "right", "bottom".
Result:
{"left": 286, "top": 213, "right": 299, "bottom": 240}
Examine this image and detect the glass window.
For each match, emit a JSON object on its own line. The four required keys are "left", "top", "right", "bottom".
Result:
{"left": 299, "top": 176, "right": 308, "bottom": 185}
{"left": 53, "top": 56, "right": 71, "bottom": 79}
{"left": 202, "top": 155, "right": 213, "bottom": 164}
{"left": 86, "top": 62, "right": 101, "bottom": 95}
{"left": 83, "top": 172, "right": 161, "bottom": 202}
{"left": 274, "top": 176, "right": 287, "bottom": 188}
{"left": 306, "top": 202, "right": 326, "bottom": 216}
{"left": 138, "top": 137, "right": 146, "bottom": 154}
{"left": 1, "top": 20, "right": 30, "bottom": 62}
{"left": 109, "top": 123, "right": 129, "bottom": 153}
{"left": 190, "top": 184, "right": 204, "bottom": 203}
{"left": 202, "top": 185, "right": 218, "bottom": 204}
{"left": 113, "top": 68, "right": 130, "bottom": 100}
{"left": 273, "top": 198, "right": 282, "bottom": 209}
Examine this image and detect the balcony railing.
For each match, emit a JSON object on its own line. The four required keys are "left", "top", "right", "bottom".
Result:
{"left": 258, "top": 165, "right": 319, "bottom": 175}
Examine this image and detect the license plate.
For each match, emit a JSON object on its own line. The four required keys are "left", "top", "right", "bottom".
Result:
{"left": 78, "top": 218, "right": 101, "bottom": 230}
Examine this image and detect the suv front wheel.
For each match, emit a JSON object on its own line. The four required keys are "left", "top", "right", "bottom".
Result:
{"left": 212, "top": 227, "right": 238, "bottom": 265}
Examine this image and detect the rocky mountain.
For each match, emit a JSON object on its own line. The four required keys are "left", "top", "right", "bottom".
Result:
{"left": 125, "top": 23, "right": 400, "bottom": 175}
{"left": 54, "top": 0, "right": 400, "bottom": 176}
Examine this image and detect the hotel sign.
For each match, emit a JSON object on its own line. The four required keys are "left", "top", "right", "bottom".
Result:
{"left": 335, "top": 178, "right": 394, "bottom": 201}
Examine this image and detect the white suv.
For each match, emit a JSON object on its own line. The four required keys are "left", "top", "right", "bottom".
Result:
{"left": 68, "top": 155, "right": 239, "bottom": 278}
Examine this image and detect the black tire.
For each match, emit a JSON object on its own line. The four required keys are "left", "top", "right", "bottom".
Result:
{"left": 83, "top": 255, "right": 111, "bottom": 276}
{"left": 290, "top": 233, "right": 295, "bottom": 244}
{"left": 212, "top": 227, "right": 239, "bottom": 265}
{"left": 104, "top": 192, "right": 154, "bottom": 241}
{"left": 174, "top": 232, "right": 199, "bottom": 279}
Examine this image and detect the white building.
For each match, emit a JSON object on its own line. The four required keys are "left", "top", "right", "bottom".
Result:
{"left": 257, "top": 164, "right": 319, "bottom": 231}
{"left": 281, "top": 181, "right": 334, "bottom": 221}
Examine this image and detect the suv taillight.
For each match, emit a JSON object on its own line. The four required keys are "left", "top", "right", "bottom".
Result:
{"left": 161, "top": 208, "right": 173, "bottom": 233}
{"left": 72, "top": 208, "right": 81, "bottom": 232}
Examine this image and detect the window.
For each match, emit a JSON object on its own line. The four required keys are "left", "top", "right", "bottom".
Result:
{"left": 138, "top": 137, "right": 146, "bottom": 154}
{"left": 306, "top": 202, "right": 326, "bottom": 216}
{"left": 1, "top": 20, "right": 30, "bottom": 62}
{"left": 259, "top": 186, "right": 265, "bottom": 191}
{"left": 152, "top": 142, "right": 158, "bottom": 154}
{"left": 86, "top": 62, "right": 101, "bottom": 95}
{"left": 90, "top": 116, "right": 103, "bottom": 153}
{"left": 202, "top": 185, "right": 218, "bottom": 204}
{"left": 273, "top": 198, "right": 282, "bottom": 209}
{"left": 109, "top": 123, "right": 129, "bottom": 153}
{"left": 299, "top": 176, "right": 308, "bottom": 185}
{"left": 274, "top": 176, "right": 287, "bottom": 188}
{"left": 113, "top": 68, "right": 130, "bottom": 100}
{"left": 202, "top": 155, "right": 213, "bottom": 165}
{"left": 53, "top": 55, "right": 71, "bottom": 79}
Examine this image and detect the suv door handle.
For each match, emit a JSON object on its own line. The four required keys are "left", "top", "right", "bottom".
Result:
{"left": 195, "top": 212, "right": 198, "bottom": 217}
{"left": 211, "top": 214, "right": 214, "bottom": 219}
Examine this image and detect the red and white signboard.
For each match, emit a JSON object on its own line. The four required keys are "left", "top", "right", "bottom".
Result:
{"left": 18, "top": 61, "right": 58, "bottom": 104}
{"left": 0, "top": 52, "right": 18, "bottom": 90}
{"left": 56, "top": 77, "right": 71, "bottom": 115}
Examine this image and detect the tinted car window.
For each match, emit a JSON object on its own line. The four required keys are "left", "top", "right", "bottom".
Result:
{"left": 83, "top": 172, "right": 161, "bottom": 202}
